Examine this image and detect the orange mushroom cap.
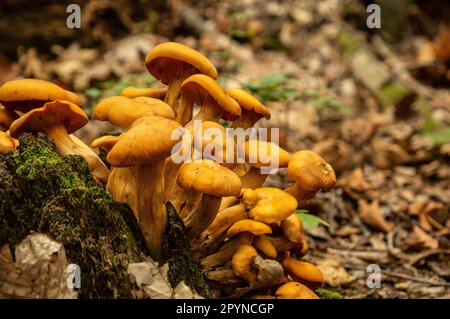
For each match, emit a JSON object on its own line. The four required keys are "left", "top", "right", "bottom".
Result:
{"left": 243, "top": 139, "right": 290, "bottom": 169}
{"left": 231, "top": 244, "right": 259, "bottom": 283}
{"left": 254, "top": 235, "right": 277, "bottom": 258}
{"left": 0, "top": 79, "right": 82, "bottom": 112}
{"left": 249, "top": 188, "right": 298, "bottom": 224}
{"left": 133, "top": 97, "right": 175, "bottom": 120}
{"left": 177, "top": 159, "right": 241, "bottom": 197}
{"left": 9, "top": 100, "right": 87, "bottom": 138}
{"left": 287, "top": 150, "right": 336, "bottom": 191}
{"left": 275, "top": 282, "right": 319, "bottom": 299}
{"left": 145, "top": 42, "right": 218, "bottom": 85}
{"left": 107, "top": 116, "right": 182, "bottom": 167}
{"left": 226, "top": 219, "right": 272, "bottom": 238}
{"left": 181, "top": 74, "right": 241, "bottom": 120}
{"left": 282, "top": 258, "right": 324, "bottom": 289}
{"left": 93, "top": 96, "right": 174, "bottom": 128}
{"left": 226, "top": 88, "right": 271, "bottom": 120}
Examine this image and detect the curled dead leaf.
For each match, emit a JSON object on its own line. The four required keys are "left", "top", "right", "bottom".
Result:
{"left": 316, "top": 259, "right": 355, "bottom": 287}
{"left": 358, "top": 199, "right": 394, "bottom": 232}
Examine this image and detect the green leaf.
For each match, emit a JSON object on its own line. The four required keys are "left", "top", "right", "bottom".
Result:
{"left": 426, "top": 127, "right": 450, "bottom": 145}
{"left": 244, "top": 73, "right": 299, "bottom": 103}
{"left": 316, "top": 288, "right": 343, "bottom": 299}
{"left": 296, "top": 210, "right": 330, "bottom": 228}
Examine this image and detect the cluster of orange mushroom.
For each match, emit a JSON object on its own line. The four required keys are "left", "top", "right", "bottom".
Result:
{"left": 0, "top": 42, "right": 337, "bottom": 299}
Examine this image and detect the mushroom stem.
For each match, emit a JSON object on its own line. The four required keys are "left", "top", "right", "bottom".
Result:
{"left": 191, "top": 101, "right": 222, "bottom": 123}
{"left": 193, "top": 203, "right": 247, "bottom": 256}
{"left": 183, "top": 194, "right": 221, "bottom": 240}
{"left": 136, "top": 161, "right": 167, "bottom": 260}
{"left": 219, "top": 196, "right": 240, "bottom": 211}
{"left": 175, "top": 95, "right": 193, "bottom": 125}
{"left": 231, "top": 111, "right": 260, "bottom": 129}
{"left": 45, "top": 126, "right": 109, "bottom": 184}
{"left": 177, "top": 188, "right": 202, "bottom": 219}
{"left": 164, "top": 67, "right": 197, "bottom": 118}
{"left": 164, "top": 76, "right": 184, "bottom": 109}
{"left": 200, "top": 232, "right": 253, "bottom": 268}
{"left": 107, "top": 167, "right": 138, "bottom": 219}
{"left": 241, "top": 166, "right": 268, "bottom": 189}
{"left": 284, "top": 183, "right": 316, "bottom": 206}
{"left": 164, "top": 159, "right": 183, "bottom": 202}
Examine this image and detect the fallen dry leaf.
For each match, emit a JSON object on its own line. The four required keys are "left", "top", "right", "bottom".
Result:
{"left": 316, "top": 259, "right": 355, "bottom": 287}
{"left": 406, "top": 225, "right": 439, "bottom": 250}
{"left": 358, "top": 199, "right": 394, "bottom": 232}
{"left": 339, "top": 167, "right": 372, "bottom": 191}
{"left": 0, "top": 233, "right": 78, "bottom": 299}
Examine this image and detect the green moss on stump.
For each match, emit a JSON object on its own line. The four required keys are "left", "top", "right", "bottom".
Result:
{"left": 0, "top": 133, "right": 145, "bottom": 298}
{"left": 0, "top": 133, "right": 210, "bottom": 298}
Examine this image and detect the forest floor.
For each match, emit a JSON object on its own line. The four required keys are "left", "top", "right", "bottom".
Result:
{"left": 0, "top": 0, "right": 449, "bottom": 298}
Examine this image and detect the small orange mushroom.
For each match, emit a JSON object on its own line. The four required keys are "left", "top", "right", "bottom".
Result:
{"left": 9, "top": 100, "right": 109, "bottom": 184}
{"left": 275, "top": 282, "right": 319, "bottom": 299}
{"left": 282, "top": 257, "right": 324, "bottom": 290}
{"left": 0, "top": 131, "right": 16, "bottom": 154}
{"left": 285, "top": 150, "right": 336, "bottom": 205}
{"left": 231, "top": 244, "right": 259, "bottom": 283}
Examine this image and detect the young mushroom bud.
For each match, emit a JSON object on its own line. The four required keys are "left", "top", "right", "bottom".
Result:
{"left": 254, "top": 235, "right": 277, "bottom": 258}
{"left": 120, "top": 87, "right": 167, "bottom": 99}
{"left": 249, "top": 188, "right": 298, "bottom": 224}
{"left": 281, "top": 258, "right": 324, "bottom": 290}
{"left": 285, "top": 150, "right": 336, "bottom": 205}
{"left": 0, "top": 131, "right": 16, "bottom": 154}
{"left": 9, "top": 100, "right": 109, "bottom": 184}
{"left": 145, "top": 42, "right": 218, "bottom": 124}
{"left": 281, "top": 213, "right": 306, "bottom": 243}
{"left": 93, "top": 96, "right": 174, "bottom": 129}
{"left": 275, "top": 282, "right": 319, "bottom": 299}
{"left": 177, "top": 160, "right": 241, "bottom": 239}
{"left": 201, "top": 233, "right": 253, "bottom": 268}
{"left": 107, "top": 115, "right": 182, "bottom": 260}
{"left": 226, "top": 88, "right": 271, "bottom": 129}
{"left": 225, "top": 219, "right": 272, "bottom": 238}
{"left": 0, "top": 79, "right": 82, "bottom": 113}
{"left": 231, "top": 244, "right": 259, "bottom": 283}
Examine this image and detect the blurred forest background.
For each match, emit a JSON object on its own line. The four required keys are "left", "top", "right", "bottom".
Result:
{"left": 0, "top": 0, "right": 449, "bottom": 298}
